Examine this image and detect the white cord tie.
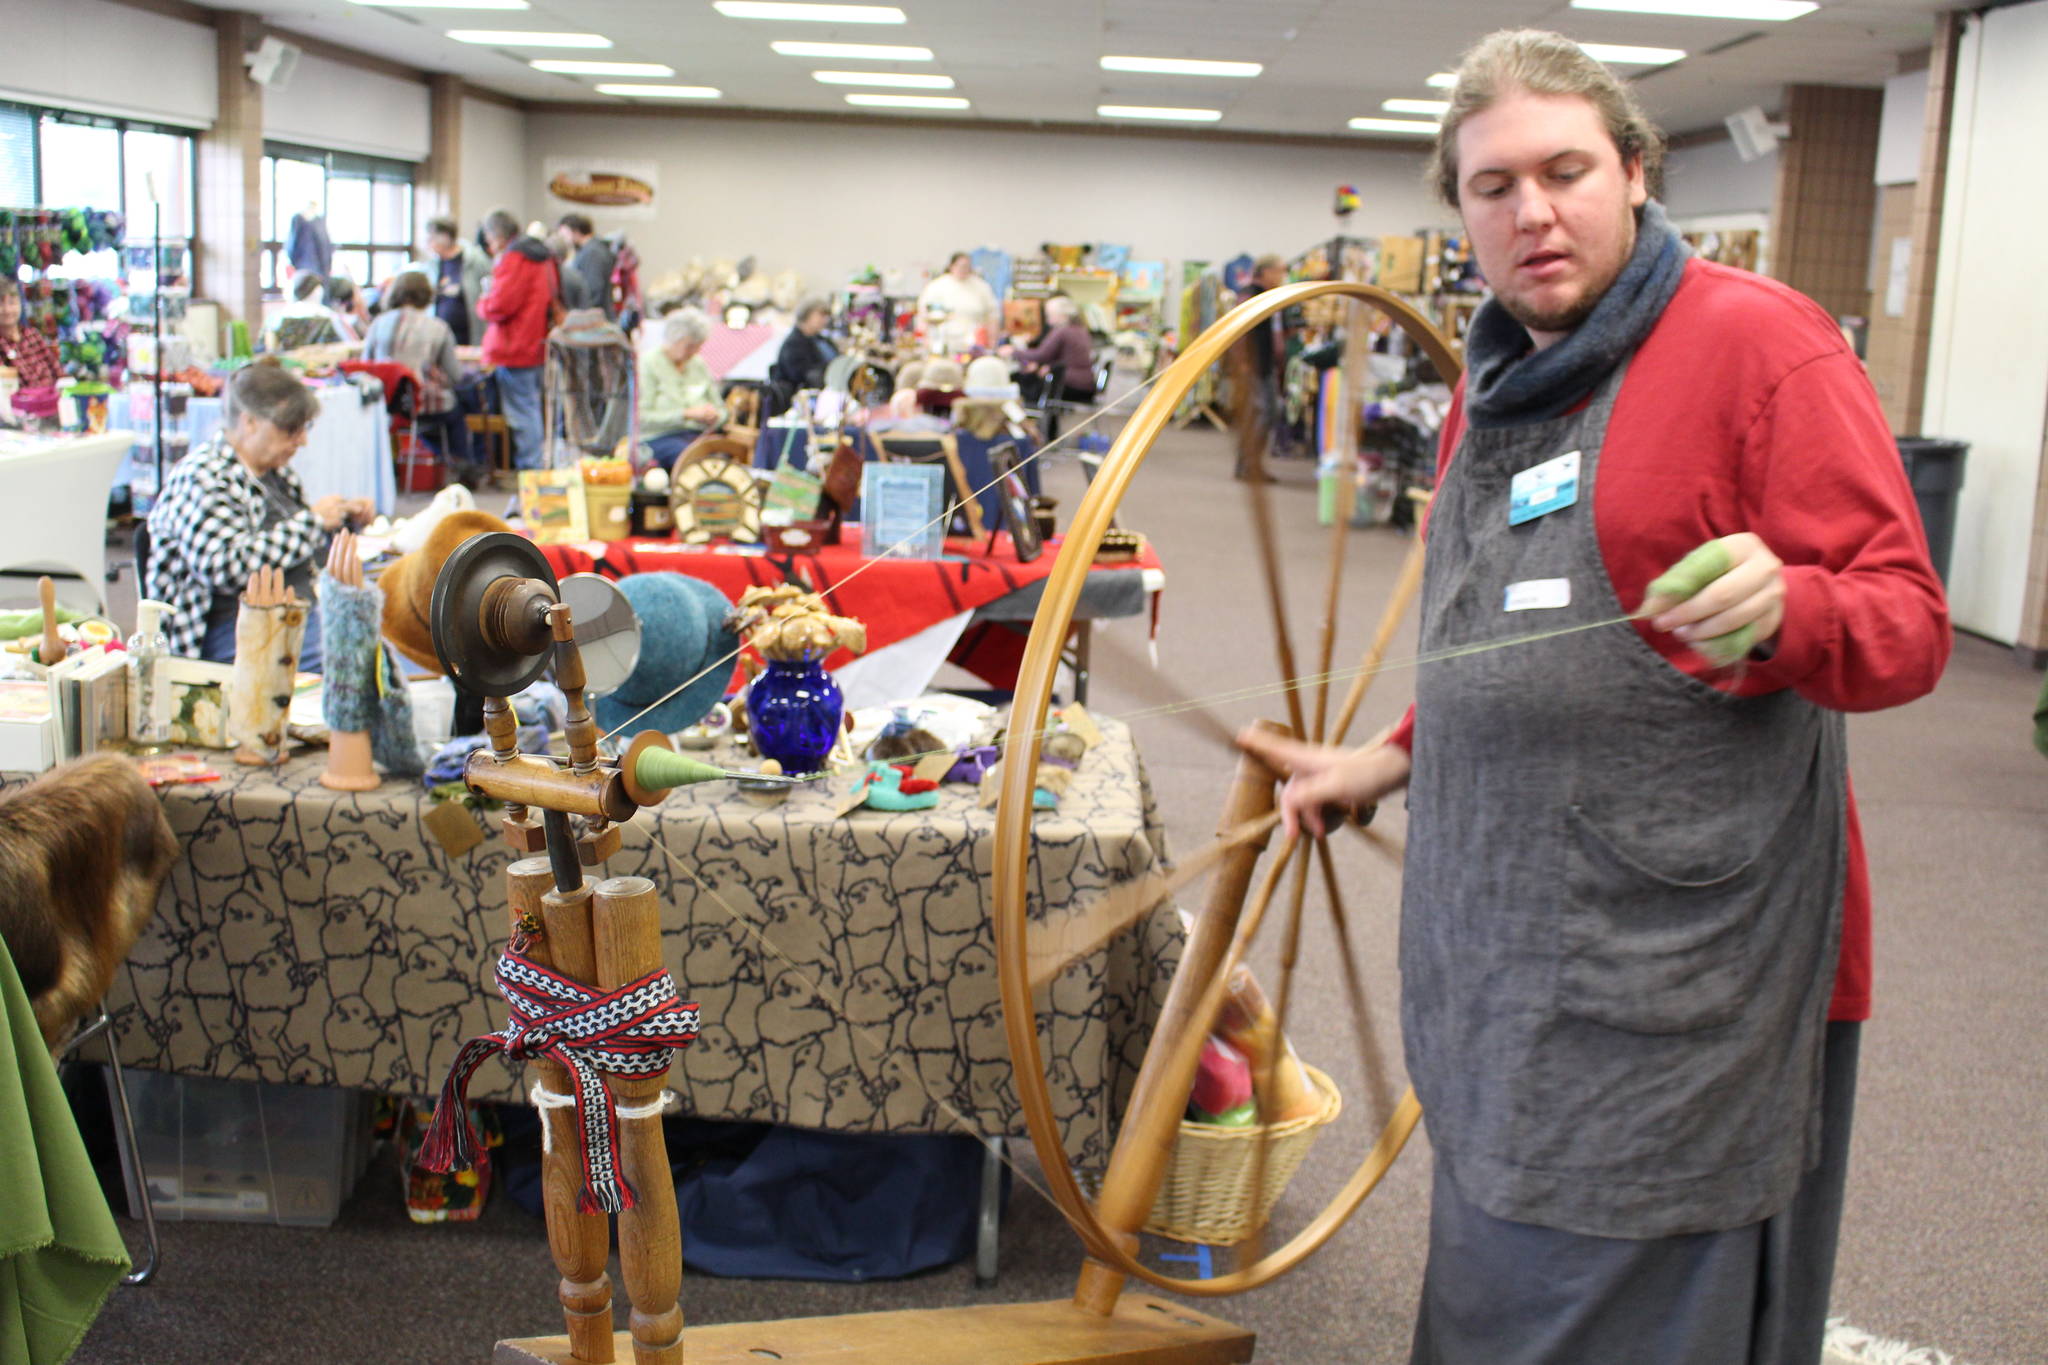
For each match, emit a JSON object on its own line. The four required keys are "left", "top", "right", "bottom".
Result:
{"left": 530, "top": 1082, "right": 676, "bottom": 1155}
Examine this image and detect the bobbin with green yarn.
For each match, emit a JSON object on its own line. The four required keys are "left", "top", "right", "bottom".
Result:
{"left": 1641, "top": 538, "right": 1757, "bottom": 667}
{"left": 635, "top": 745, "right": 730, "bottom": 791}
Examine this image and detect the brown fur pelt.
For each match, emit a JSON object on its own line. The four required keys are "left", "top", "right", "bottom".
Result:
{"left": 0, "top": 754, "right": 179, "bottom": 1051}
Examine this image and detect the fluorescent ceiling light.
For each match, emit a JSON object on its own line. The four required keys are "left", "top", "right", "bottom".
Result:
{"left": 813, "top": 70, "right": 955, "bottom": 88}
{"left": 595, "top": 84, "right": 722, "bottom": 98}
{"left": 1099, "top": 56, "right": 1261, "bottom": 78}
{"left": 771, "top": 40, "right": 931, "bottom": 59}
{"left": 448, "top": 30, "right": 611, "bottom": 45}
{"left": 1576, "top": 42, "right": 1687, "bottom": 65}
{"left": 530, "top": 59, "right": 675, "bottom": 75}
{"left": 1348, "top": 116, "right": 1439, "bottom": 135}
{"left": 1098, "top": 105, "right": 1222, "bottom": 122}
{"left": 1426, "top": 72, "right": 1458, "bottom": 89}
{"left": 1571, "top": 0, "right": 1814, "bottom": 18}
{"left": 349, "top": 0, "right": 528, "bottom": 8}
{"left": 713, "top": 2, "right": 906, "bottom": 21}
{"left": 1383, "top": 98, "right": 1448, "bottom": 116}
{"left": 846, "top": 93, "right": 970, "bottom": 109}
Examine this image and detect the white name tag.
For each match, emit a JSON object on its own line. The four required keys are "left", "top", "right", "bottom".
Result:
{"left": 1504, "top": 578, "right": 1572, "bottom": 612}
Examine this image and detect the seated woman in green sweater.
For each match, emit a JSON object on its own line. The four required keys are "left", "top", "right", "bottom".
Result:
{"left": 638, "top": 307, "right": 727, "bottom": 469}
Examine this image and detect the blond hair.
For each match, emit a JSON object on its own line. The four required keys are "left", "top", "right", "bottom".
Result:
{"left": 1428, "top": 29, "right": 1666, "bottom": 207}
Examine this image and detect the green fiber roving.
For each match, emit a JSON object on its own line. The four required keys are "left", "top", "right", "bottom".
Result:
{"left": 1642, "top": 538, "right": 1755, "bottom": 666}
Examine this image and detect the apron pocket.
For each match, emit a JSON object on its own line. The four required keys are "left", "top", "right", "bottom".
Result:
{"left": 1557, "top": 804, "right": 1770, "bottom": 1035}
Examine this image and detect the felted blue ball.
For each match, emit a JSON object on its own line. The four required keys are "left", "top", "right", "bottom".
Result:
{"left": 592, "top": 574, "right": 738, "bottom": 739}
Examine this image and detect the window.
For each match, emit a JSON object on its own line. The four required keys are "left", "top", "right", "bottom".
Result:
{"left": 0, "top": 101, "right": 197, "bottom": 272}
{"left": 259, "top": 142, "right": 416, "bottom": 299}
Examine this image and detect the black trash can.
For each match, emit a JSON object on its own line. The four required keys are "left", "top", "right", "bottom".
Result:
{"left": 1895, "top": 436, "right": 1968, "bottom": 587}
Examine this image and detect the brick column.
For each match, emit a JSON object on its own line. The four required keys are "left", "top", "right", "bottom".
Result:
{"left": 1768, "top": 84, "right": 1883, "bottom": 320}
{"left": 195, "top": 9, "right": 263, "bottom": 331}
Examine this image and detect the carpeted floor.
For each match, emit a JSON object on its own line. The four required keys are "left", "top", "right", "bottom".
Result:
{"left": 68, "top": 423, "right": 2048, "bottom": 1363}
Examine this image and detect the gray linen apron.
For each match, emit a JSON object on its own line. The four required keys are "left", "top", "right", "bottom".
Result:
{"left": 1402, "top": 362, "right": 1847, "bottom": 1241}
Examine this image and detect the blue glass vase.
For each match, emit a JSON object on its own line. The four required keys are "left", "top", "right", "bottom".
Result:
{"left": 747, "top": 657, "right": 843, "bottom": 776}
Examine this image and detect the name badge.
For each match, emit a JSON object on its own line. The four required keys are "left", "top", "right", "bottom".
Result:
{"left": 1504, "top": 578, "right": 1571, "bottom": 612}
{"left": 1508, "top": 450, "right": 1581, "bottom": 525}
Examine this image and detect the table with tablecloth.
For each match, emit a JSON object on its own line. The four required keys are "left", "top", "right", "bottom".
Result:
{"left": 538, "top": 533, "right": 1162, "bottom": 701}
{"left": 752, "top": 419, "right": 1043, "bottom": 532}
{"left": 34, "top": 719, "right": 1178, "bottom": 1174}
{"left": 110, "top": 381, "right": 397, "bottom": 514}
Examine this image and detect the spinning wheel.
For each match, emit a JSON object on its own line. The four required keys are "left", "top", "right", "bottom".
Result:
{"left": 459, "top": 280, "right": 1461, "bottom": 1365}
{"left": 992, "top": 282, "right": 1462, "bottom": 1312}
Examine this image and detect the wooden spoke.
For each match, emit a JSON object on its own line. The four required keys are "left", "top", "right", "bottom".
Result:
{"left": 994, "top": 279, "right": 1459, "bottom": 1301}
{"left": 1315, "top": 837, "right": 1398, "bottom": 1123}
{"left": 1311, "top": 503, "right": 1351, "bottom": 745}
{"left": 1027, "top": 811, "right": 1281, "bottom": 991}
{"left": 1244, "top": 468, "right": 1308, "bottom": 742}
{"left": 1350, "top": 821, "right": 1405, "bottom": 866}
{"left": 1085, "top": 629, "right": 1239, "bottom": 751}
{"left": 1240, "top": 837, "right": 1315, "bottom": 1273}
{"left": 1328, "top": 535, "right": 1427, "bottom": 750}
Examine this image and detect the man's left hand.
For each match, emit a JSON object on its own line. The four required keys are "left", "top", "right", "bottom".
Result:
{"left": 1645, "top": 532, "right": 1785, "bottom": 654}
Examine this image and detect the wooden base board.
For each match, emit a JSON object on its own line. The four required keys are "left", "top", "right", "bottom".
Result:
{"left": 494, "top": 1294, "right": 1255, "bottom": 1365}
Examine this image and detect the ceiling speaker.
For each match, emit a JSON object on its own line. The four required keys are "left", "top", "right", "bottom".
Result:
{"left": 246, "top": 36, "right": 301, "bottom": 91}
{"left": 1725, "top": 105, "right": 1790, "bottom": 163}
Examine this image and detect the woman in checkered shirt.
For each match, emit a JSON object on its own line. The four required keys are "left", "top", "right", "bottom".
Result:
{"left": 143, "top": 363, "right": 371, "bottom": 664}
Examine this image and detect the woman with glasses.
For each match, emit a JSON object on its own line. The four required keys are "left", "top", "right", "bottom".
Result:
{"left": 144, "top": 362, "right": 371, "bottom": 667}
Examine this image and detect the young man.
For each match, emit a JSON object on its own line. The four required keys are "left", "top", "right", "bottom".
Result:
{"left": 555, "top": 213, "right": 617, "bottom": 321}
{"left": 1240, "top": 28, "right": 1949, "bottom": 1363}
{"left": 411, "top": 216, "right": 492, "bottom": 347}
{"left": 476, "top": 208, "right": 560, "bottom": 471}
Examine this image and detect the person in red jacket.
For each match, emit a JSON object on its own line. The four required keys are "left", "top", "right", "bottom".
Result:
{"left": 1238, "top": 28, "right": 1948, "bottom": 1365}
{"left": 476, "top": 208, "right": 561, "bottom": 471}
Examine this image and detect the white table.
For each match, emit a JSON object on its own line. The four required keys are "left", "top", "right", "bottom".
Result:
{"left": 112, "top": 382, "right": 397, "bottom": 515}
{"left": 0, "top": 430, "right": 134, "bottom": 612}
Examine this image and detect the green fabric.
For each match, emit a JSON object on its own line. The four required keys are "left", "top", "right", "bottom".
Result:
{"left": 637, "top": 347, "right": 727, "bottom": 437}
{"left": 1642, "top": 538, "right": 1757, "bottom": 667}
{"left": 0, "top": 940, "right": 130, "bottom": 1365}
{"left": 0, "top": 609, "right": 87, "bottom": 643}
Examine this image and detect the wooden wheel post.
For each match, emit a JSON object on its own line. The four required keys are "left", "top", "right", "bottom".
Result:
{"left": 1072, "top": 724, "right": 1283, "bottom": 1316}
{"left": 509, "top": 857, "right": 617, "bottom": 1363}
{"left": 592, "top": 876, "right": 685, "bottom": 1365}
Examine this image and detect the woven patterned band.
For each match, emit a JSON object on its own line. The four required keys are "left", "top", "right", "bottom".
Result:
{"left": 415, "top": 950, "right": 700, "bottom": 1213}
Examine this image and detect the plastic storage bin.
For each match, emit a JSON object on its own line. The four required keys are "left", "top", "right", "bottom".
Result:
{"left": 1896, "top": 436, "right": 1968, "bottom": 587}
{"left": 112, "top": 1070, "right": 376, "bottom": 1226}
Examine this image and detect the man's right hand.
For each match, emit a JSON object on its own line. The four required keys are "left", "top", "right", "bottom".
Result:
{"left": 1235, "top": 727, "right": 1413, "bottom": 841}
{"left": 311, "top": 495, "right": 349, "bottom": 531}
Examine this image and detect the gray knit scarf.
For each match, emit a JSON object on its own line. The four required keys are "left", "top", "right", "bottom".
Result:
{"left": 1462, "top": 199, "right": 1690, "bottom": 430}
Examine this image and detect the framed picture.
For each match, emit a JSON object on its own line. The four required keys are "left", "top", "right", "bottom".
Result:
{"left": 990, "top": 442, "right": 1041, "bottom": 562}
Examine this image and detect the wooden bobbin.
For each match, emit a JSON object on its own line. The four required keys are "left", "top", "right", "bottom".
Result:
{"left": 509, "top": 857, "right": 616, "bottom": 1364}
{"left": 592, "top": 876, "right": 684, "bottom": 1365}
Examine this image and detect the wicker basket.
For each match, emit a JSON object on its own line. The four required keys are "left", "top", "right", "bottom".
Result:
{"left": 1142, "top": 1064, "right": 1342, "bottom": 1245}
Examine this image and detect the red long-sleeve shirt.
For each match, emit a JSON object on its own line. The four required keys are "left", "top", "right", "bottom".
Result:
{"left": 1389, "top": 259, "right": 1951, "bottom": 1021}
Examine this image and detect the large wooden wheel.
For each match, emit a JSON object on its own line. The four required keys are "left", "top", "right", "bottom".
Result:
{"left": 993, "top": 282, "right": 1462, "bottom": 1301}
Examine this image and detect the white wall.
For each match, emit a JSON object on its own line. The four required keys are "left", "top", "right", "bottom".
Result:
{"left": 265, "top": 53, "right": 429, "bottom": 162}
{"left": 459, "top": 96, "right": 528, "bottom": 229}
{"left": 523, "top": 112, "right": 1444, "bottom": 291}
{"left": 1922, "top": 0, "right": 2048, "bottom": 642}
{"left": 3, "top": 0, "right": 216, "bottom": 128}
{"left": 1661, "top": 136, "right": 1778, "bottom": 219}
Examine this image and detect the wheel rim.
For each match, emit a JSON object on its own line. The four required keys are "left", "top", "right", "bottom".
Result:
{"left": 993, "top": 280, "right": 1461, "bottom": 1295}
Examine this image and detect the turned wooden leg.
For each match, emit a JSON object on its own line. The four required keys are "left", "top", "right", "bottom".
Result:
{"left": 509, "top": 858, "right": 616, "bottom": 1364}
{"left": 591, "top": 876, "right": 684, "bottom": 1365}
